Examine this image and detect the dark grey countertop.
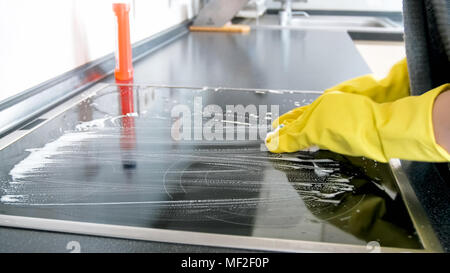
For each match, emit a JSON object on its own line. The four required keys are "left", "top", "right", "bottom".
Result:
{"left": 108, "top": 28, "right": 371, "bottom": 91}
{"left": 0, "top": 28, "right": 373, "bottom": 253}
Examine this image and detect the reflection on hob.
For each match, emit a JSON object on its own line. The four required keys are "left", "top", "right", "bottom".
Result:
{"left": 0, "top": 85, "right": 421, "bottom": 249}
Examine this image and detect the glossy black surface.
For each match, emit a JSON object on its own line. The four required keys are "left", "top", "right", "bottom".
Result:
{"left": 0, "top": 85, "right": 421, "bottom": 249}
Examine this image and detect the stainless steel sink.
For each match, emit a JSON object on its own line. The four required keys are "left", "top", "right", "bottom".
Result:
{"left": 288, "top": 16, "right": 399, "bottom": 29}
{"left": 244, "top": 14, "right": 404, "bottom": 36}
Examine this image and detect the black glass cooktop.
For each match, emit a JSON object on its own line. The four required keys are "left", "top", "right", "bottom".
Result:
{"left": 0, "top": 84, "right": 422, "bottom": 250}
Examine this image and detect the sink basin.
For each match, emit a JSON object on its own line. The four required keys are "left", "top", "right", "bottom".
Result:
{"left": 239, "top": 14, "right": 404, "bottom": 40}
{"left": 289, "top": 16, "right": 398, "bottom": 29}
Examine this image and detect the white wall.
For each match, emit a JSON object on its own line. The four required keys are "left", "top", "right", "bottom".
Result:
{"left": 0, "top": 0, "right": 200, "bottom": 103}
{"left": 267, "top": 0, "right": 403, "bottom": 12}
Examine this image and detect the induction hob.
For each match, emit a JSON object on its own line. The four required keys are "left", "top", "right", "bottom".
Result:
{"left": 0, "top": 83, "right": 425, "bottom": 252}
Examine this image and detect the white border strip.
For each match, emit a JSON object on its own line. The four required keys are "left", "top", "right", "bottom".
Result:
{"left": 0, "top": 214, "right": 424, "bottom": 253}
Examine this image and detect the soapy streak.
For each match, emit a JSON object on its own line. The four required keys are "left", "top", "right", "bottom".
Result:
{"left": 7, "top": 196, "right": 300, "bottom": 207}
{"left": 14, "top": 151, "right": 338, "bottom": 168}
{"left": 2, "top": 184, "right": 350, "bottom": 200}
{"left": 10, "top": 148, "right": 339, "bottom": 180}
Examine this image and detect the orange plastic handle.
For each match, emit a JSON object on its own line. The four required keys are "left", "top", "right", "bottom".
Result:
{"left": 118, "top": 81, "right": 136, "bottom": 150}
{"left": 113, "top": 3, "right": 133, "bottom": 81}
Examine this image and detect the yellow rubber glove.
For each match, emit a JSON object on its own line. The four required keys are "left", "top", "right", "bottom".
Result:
{"left": 275, "top": 58, "right": 410, "bottom": 128}
{"left": 266, "top": 83, "right": 450, "bottom": 163}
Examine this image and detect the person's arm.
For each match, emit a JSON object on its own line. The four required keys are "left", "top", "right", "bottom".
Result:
{"left": 433, "top": 89, "right": 450, "bottom": 154}
{"left": 266, "top": 84, "right": 450, "bottom": 162}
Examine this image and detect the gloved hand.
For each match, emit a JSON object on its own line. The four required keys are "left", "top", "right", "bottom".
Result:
{"left": 275, "top": 58, "right": 410, "bottom": 128}
{"left": 265, "top": 84, "right": 450, "bottom": 163}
